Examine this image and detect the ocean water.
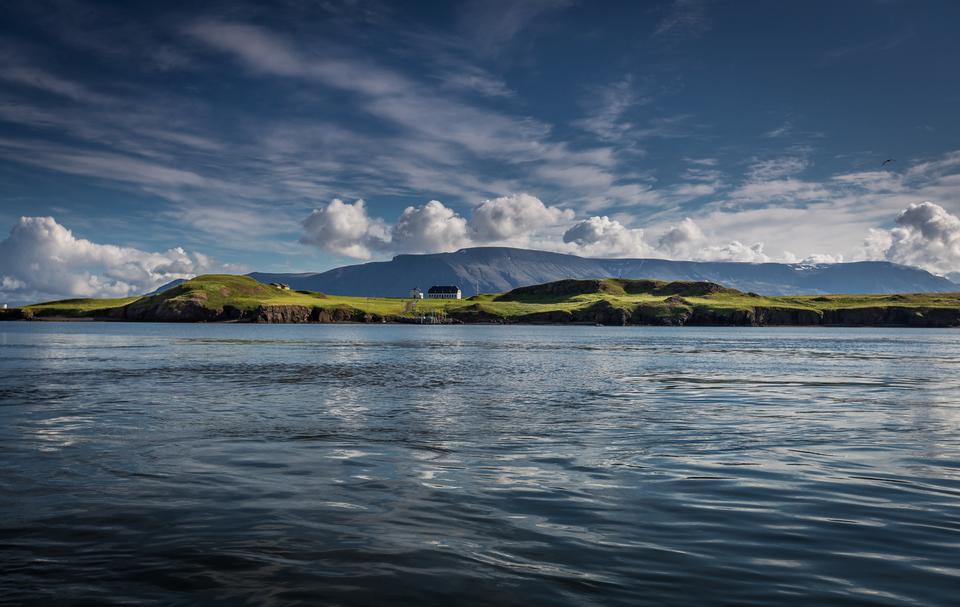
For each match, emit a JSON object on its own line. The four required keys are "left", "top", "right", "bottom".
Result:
{"left": 1, "top": 323, "right": 959, "bottom": 606}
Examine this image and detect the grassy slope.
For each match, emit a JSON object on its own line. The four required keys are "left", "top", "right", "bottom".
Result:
{"left": 17, "top": 297, "right": 141, "bottom": 318}
{"left": 12, "top": 274, "right": 960, "bottom": 320}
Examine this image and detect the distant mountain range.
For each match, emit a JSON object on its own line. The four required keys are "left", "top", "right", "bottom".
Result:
{"left": 150, "top": 279, "right": 187, "bottom": 294}
{"left": 247, "top": 247, "right": 959, "bottom": 296}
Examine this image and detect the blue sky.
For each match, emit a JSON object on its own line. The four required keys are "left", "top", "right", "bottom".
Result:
{"left": 2, "top": 0, "right": 960, "bottom": 302}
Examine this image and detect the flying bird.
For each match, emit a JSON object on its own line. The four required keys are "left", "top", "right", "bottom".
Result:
{"left": 881, "top": 158, "right": 896, "bottom": 167}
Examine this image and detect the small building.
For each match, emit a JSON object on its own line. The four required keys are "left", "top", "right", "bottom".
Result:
{"left": 427, "top": 285, "right": 461, "bottom": 300}
{"left": 269, "top": 282, "right": 290, "bottom": 291}
{"left": 410, "top": 287, "right": 424, "bottom": 299}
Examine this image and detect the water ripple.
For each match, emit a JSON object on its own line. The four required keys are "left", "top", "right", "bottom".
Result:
{"left": 1, "top": 324, "right": 959, "bottom": 605}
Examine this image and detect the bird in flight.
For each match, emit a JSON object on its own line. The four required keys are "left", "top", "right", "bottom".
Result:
{"left": 881, "top": 158, "right": 896, "bottom": 167}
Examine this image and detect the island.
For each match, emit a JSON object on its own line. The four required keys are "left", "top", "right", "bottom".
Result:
{"left": 2, "top": 274, "right": 959, "bottom": 327}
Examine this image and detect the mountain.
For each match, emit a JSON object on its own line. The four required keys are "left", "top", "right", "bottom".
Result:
{"left": 248, "top": 247, "right": 958, "bottom": 297}
{"left": 148, "top": 278, "right": 187, "bottom": 295}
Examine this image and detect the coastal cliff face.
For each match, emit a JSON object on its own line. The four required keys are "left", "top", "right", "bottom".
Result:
{"left": 119, "top": 302, "right": 960, "bottom": 326}
{"left": 116, "top": 302, "right": 385, "bottom": 324}
{"left": 8, "top": 300, "right": 960, "bottom": 327}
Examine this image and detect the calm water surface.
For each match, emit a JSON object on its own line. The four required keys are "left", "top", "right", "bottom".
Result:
{"left": 1, "top": 323, "right": 959, "bottom": 606}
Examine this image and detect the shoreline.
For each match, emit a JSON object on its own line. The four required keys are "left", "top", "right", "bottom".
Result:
{"left": 2, "top": 316, "right": 958, "bottom": 328}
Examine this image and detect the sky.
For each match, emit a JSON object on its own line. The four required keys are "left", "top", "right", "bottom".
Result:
{"left": 2, "top": 0, "right": 960, "bottom": 303}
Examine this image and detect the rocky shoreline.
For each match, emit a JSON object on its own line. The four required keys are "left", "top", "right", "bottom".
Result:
{"left": 4, "top": 299, "right": 959, "bottom": 327}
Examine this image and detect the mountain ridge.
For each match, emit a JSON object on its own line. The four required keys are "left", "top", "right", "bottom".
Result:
{"left": 248, "top": 246, "right": 957, "bottom": 297}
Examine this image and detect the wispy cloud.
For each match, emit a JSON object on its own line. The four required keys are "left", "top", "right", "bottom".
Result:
{"left": 0, "top": 65, "right": 115, "bottom": 105}
{"left": 763, "top": 121, "right": 793, "bottom": 139}
{"left": 824, "top": 30, "right": 912, "bottom": 59}
{"left": 654, "top": 0, "right": 710, "bottom": 39}
{"left": 456, "top": 0, "right": 574, "bottom": 55}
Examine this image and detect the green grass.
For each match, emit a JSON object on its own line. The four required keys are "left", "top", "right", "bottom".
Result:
{"left": 8, "top": 275, "right": 960, "bottom": 321}
{"left": 21, "top": 296, "right": 141, "bottom": 318}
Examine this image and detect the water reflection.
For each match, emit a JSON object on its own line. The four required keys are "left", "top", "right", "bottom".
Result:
{"left": 1, "top": 324, "right": 959, "bottom": 605}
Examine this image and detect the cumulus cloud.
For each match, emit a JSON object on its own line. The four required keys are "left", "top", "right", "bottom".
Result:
{"left": 471, "top": 193, "right": 574, "bottom": 242}
{"left": 301, "top": 193, "right": 574, "bottom": 257}
{"left": 296, "top": 195, "right": 786, "bottom": 264}
{"left": 698, "top": 241, "right": 770, "bottom": 263}
{"left": 562, "top": 216, "right": 649, "bottom": 257}
{"left": 298, "top": 195, "right": 960, "bottom": 272}
{"left": 657, "top": 217, "right": 704, "bottom": 255}
{"left": 391, "top": 200, "right": 470, "bottom": 253}
{"left": 656, "top": 217, "right": 769, "bottom": 262}
{"left": 300, "top": 199, "right": 390, "bottom": 259}
{"left": 864, "top": 202, "right": 960, "bottom": 275}
{"left": 0, "top": 217, "right": 218, "bottom": 304}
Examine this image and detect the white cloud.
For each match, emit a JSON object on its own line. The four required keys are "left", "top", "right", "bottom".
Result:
{"left": 0, "top": 217, "right": 217, "bottom": 303}
{"left": 747, "top": 156, "right": 809, "bottom": 181}
{"left": 576, "top": 76, "right": 640, "bottom": 142}
{"left": 906, "top": 151, "right": 960, "bottom": 179}
{"left": 457, "top": 0, "right": 574, "bottom": 54}
{"left": 727, "top": 178, "right": 829, "bottom": 204}
{"left": 300, "top": 199, "right": 390, "bottom": 259}
{"left": 300, "top": 194, "right": 574, "bottom": 257}
{"left": 298, "top": 150, "right": 960, "bottom": 269}
{"left": 438, "top": 65, "right": 514, "bottom": 98}
{"left": 832, "top": 170, "right": 903, "bottom": 193}
{"left": 657, "top": 217, "right": 704, "bottom": 255}
{"left": 562, "top": 216, "right": 649, "bottom": 257}
{"left": 764, "top": 121, "right": 793, "bottom": 139}
{"left": 654, "top": 0, "right": 710, "bottom": 38}
{"left": 697, "top": 240, "right": 770, "bottom": 263}
{"left": 652, "top": 217, "right": 770, "bottom": 263}
{"left": 864, "top": 201, "right": 960, "bottom": 275}
{"left": 471, "top": 193, "right": 574, "bottom": 242}
{"left": 392, "top": 200, "right": 470, "bottom": 253}
{"left": 0, "top": 65, "right": 114, "bottom": 105}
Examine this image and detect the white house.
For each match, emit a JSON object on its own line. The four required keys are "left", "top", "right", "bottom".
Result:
{"left": 427, "top": 285, "right": 461, "bottom": 299}
{"left": 410, "top": 287, "right": 424, "bottom": 299}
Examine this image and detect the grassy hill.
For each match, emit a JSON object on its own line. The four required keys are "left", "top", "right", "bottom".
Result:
{"left": 3, "top": 274, "right": 960, "bottom": 326}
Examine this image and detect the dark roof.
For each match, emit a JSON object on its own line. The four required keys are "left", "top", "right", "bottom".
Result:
{"left": 428, "top": 285, "right": 461, "bottom": 293}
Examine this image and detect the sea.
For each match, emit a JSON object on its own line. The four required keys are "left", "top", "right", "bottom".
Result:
{"left": 1, "top": 323, "right": 959, "bottom": 606}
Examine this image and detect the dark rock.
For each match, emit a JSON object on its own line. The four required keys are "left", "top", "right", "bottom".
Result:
{"left": 753, "top": 307, "right": 822, "bottom": 326}
{"left": 687, "top": 306, "right": 755, "bottom": 326}
{"left": 124, "top": 298, "right": 221, "bottom": 322}
{"left": 253, "top": 305, "right": 313, "bottom": 323}
{"left": 630, "top": 302, "right": 692, "bottom": 326}
{"left": 0, "top": 308, "right": 27, "bottom": 321}
{"left": 572, "top": 300, "right": 629, "bottom": 325}
{"left": 447, "top": 304, "right": 505, "bottom": 323}
{"left": 517, "top": 309, "right": 575, "bottom": 323}
{"left": 312, "top": 306, "right": 362, "bottom": 323}
{"left": 823, "top": 306, "right": 960, "bottom": 327}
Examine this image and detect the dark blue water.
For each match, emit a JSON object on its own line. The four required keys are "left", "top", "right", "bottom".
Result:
{"left": 1, "top": 323, "right": 959, "bottom": 606}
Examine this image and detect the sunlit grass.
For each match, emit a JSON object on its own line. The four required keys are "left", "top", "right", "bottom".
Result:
{"left": 12, "top": 275, "right": 960, "bottom": 320}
